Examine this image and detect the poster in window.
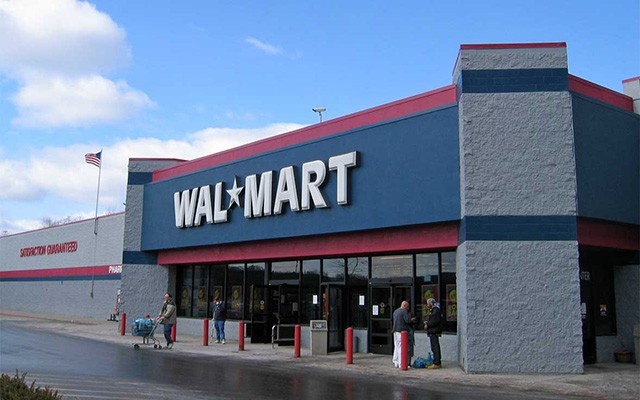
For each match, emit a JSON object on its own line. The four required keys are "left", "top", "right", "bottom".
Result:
{"left": 180, "top": 287, "right": 191, "bottom": 312}
{"left": 230, "top": 285, "right": 243, "bottom": 318}
{"left": 421, "top": 284, "right": 439, "bottom": 320}
{"left": 212, "top": 286, "right": 223, "bottom": 300}
{"left": 446, "top": 284, "right": 457, "bottom": 322}
{"left": 196, "top": 286, "right": 207, "bottom": 312}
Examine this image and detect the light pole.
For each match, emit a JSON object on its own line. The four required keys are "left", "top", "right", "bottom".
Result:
{"left": 312, "top": 107, "right": 326, "bottom": 122}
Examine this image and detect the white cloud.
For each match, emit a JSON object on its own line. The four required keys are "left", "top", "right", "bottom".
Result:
{"left": 0, "top": 0, "right": 130, "bottom": 77}
{"left": 245, "top": 36, "right": 283, "bottom": 56}
{"left": 0, "top": 159, "right": 44, "bottom": 200}
{"left": 0, "top": 122, "right": 306, "bottom": 233}
{"left": 0, "top": 0, "right": 151, "bottom": 128}
{"left": 11, "top": 75, "right": 155, "bottom": 127}
{"left": 0, "top": 123, "right": 307, "bottom": 225}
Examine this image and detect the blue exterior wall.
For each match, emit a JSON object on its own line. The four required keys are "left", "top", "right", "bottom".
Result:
{"left": 572, "top": 93, "right": 640, "bottom": 225}
{"left": 459, "top": 68, "right": 569, "bottom": 93}
{"left": 141, "top": 105, "right": 460, "bottom": 251}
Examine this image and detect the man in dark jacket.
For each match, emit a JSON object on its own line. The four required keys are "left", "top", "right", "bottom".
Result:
{"left": 212, "top": 297, "right": 227, "bottom": 344}
{"left": 424, "top": 298, "right": 442, "bottom": 369}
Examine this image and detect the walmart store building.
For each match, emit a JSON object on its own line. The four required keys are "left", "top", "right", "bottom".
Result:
{"left": 1, "top": 43, "right": 638, "bottom": 374}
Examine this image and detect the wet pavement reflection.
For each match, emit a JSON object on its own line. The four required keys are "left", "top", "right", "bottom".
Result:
{"left": 1, "top": 320, "right": 568, "bottom": 400}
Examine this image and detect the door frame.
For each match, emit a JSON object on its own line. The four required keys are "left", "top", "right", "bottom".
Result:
{"left": 368, "top": 282, "right": 413, "bottom": 355}
{"left": 321, "top": 283, "right": 346, "bottom": 352}
{"left": 249, "top": 284, "right": 272, "bottom": 343}
{"left": 580, "top": 266, "right": 597, "bottom": 364}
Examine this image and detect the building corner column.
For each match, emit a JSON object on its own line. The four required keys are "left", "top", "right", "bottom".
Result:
{"left": 622, "top": 76, "right": 640, "bottom": 114}
{"left": 454, "top": 43, "right": 583, "bottom": 373}
{"left": 121, "top": 159, "right": 181, "bottom": 328}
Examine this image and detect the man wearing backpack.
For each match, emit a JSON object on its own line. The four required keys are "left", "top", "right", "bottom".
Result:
{"left": 424, "top": 298, "right": 443, "bottom": 369}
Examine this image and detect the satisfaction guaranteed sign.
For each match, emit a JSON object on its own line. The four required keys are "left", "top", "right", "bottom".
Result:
{"left": 20, "top": 241, "right": 78, "bottom": 257}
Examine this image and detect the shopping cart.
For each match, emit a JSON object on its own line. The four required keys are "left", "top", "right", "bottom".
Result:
{"left": 132, "top": 317, "right": 162, "bottom": 349}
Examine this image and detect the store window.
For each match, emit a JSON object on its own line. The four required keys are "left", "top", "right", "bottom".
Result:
{"left": 371, "top": 255, "right": 413, "bottom": 279}
{"left": 347, "top": 257, "right": 368, "bottom": 286}
{"left": 416, "top": 253, "right": 438, "bottom": 328}
{"left": 174, "top": 250, "right": 456, "bottom": 332}
{"left": 413, "top": 252, "right": 457, "bottom": 332}
{"left": 440, "top": 252, "right": 457, "bottom": 332}
{"left": 271, "top": 261, "right": 300, "bottom": 281}
{"left": 302, "top": 259, "right": 321, "bottom": 323}
{"left": 322, "top": 258, "right": 345, "bottom": 283}
{"left": 226, "top": 263, "right": 244, "bottom": 320}
{"left": 177, "top": 266, "right": 193, "bottom": 317}
{"left": 347, "top": 257, "right": 368, "bottom": 328}
{"left": 209, "top": 264, "right": 225, "bottom": 318}
{"left": 193, "top": 265, "right": 209, "bottom": 318}
{"left": 245, "top": 262, "right": 266, "bottom": 318}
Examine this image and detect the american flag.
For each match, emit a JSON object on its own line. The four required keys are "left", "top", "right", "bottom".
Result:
{"left": 84, "top": 151, "right": 102, "bottom": 168}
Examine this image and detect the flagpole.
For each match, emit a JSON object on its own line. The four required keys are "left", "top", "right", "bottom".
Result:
{"left": 93, "top": 149, "right": 103, "bottom": 235}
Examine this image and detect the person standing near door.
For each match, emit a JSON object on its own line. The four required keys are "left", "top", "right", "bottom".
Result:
{"left": 392, "top": 300, "right": 411, "bottom": 368}
{"left": 424, "top": 298, "right": 443, "bottom": 369}
{"left": 212, "top": 297, "right": 227, "bottom": 344}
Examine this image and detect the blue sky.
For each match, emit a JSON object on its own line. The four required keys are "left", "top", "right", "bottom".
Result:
{"left": 1, "top": 0, "right": 638, "bottom": 234}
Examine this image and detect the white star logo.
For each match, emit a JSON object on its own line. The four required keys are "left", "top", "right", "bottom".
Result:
{"left": 226, "top": 177, "right": 244, "bottom": 209}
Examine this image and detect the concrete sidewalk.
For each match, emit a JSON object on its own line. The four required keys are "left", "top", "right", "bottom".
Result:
{"left": 1, "top": 310, "right": 638, "bottom": 399}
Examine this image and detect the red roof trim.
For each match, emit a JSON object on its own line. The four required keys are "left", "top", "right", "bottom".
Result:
{"left": 152, "top": 85, "right": 457, "bottom": 181}
{"left": 157, "top": 222, "right": 459, "bottom": 265}
{"left": 460, "top": 42, "right": 566, "bottom": 50}
{"left": 569, "top": 75, "right": 633, "bottom": 111}
{"left": 129, "top": 158, "right": 187, "bottom": 163}
{"left": 622, "top": 76, "right": 640, "bottom": 84}
{"left": 577, "top": 218, "right": 639, "bottom": 251}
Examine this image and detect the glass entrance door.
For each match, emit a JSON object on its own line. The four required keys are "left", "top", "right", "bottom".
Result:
{"left": 322, "top": 284, "right": 345, "bottom": 352}
{"left": 580, "top": 267, "right": 597, "bottom": 364}
{"left": 251, "top": 284, "right": 300, "bottom": 344}
{"left": 369, "top": 284, "right": 413, "bottom": 355}
{"left": 273, "top": 284, "right": 300, "bottom": 324}
{"left": 250, "top": 284, "right": 272, "bottom": 343}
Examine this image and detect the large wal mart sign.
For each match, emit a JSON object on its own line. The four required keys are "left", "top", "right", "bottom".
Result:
{"left": 140, "top": 106, "right": 460, "bottom": 251}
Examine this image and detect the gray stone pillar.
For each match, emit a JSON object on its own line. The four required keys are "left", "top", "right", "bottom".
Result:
{"left": 454, "top": 44, "right": 583, "bottom": 373}
{"left": 622, "top": 76, "right": 640, "bottom": 114}
{"left": 121, "top": 159, "right": 181, "bottom": 331}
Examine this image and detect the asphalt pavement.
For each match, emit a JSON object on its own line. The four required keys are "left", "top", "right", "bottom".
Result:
{"left": 1, "top": 310, "right": 638, "bottom": 399}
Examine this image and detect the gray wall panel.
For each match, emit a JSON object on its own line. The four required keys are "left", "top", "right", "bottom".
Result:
{"left": 0, "top": 214, "right": 124, "bottom": 318}
{"left": 0, "top": 278, "right": 121, "bottom": 319}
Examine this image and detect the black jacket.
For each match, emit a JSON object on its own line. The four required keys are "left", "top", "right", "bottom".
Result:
{"left": 426, "top": 306, "right": 443, "bottom": 334}
{"left": 212, "top": 301, "right": 227, "bottom": 321}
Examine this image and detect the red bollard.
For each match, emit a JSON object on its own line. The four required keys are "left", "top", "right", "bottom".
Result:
{"left": 294, "top": 324, "right": 301, "bottom": 358}
{"left": 203, "top": 319, "right": 209, "bottom": 346}
{"left": 239, "top": 321, "right": 245, "bottom": 351}
{"left": 120, "top": 312, "right": 126, "bottom": 336}
{"left": 171, "top": 323, "right": 177, "bottom": 342}
{"left": 400, "top": 330, "right": 409, "bottom": 370}
{"left": 346, "top": 327, "right": 353, "bottom": 364}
